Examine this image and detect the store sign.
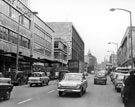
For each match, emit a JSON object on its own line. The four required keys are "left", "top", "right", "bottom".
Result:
{"left": 4, "top": 0, "right": 31, "bottom": 18}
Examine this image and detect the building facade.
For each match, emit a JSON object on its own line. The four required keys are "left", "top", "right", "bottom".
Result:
{"left": 117, "top": 27, "right": 135, "bottom": 67}
{"left": 0, "top": 0, "right": 54, "bottom": 75}
{"left": 54, "top": 37, "right": 68, "bottom": 65}
{"left": 47, "top": 22, "right": 84, "bottom": 62}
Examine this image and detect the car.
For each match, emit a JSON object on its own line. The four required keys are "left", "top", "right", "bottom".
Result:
{"left": 28, "top": 72, "right": 49, "bottom": 87}
{"left": 114, "top": 73, "right": 125, "bottom": 92}
{"left": 94, "top": 70, "right": 107, "bottom": 85}
{"left": 121, "top": 74, "right": 130, "bottom": 103}
{"left": 0, "top": 72, "right": 13, "bottom": 100}
{"left": 6, "top": 70, "right": 27, "bottom": 85}
{"left": 57, "top": 73, "right": 88, "bottom": 97}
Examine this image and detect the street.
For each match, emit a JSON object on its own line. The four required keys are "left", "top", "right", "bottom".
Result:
{"left": 0, "top": 75, "right": 124, "bottom": 107}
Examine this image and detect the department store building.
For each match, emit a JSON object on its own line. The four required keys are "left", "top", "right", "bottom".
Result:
{"left": 0, "top": 0, "right": 54, "bottom": 75}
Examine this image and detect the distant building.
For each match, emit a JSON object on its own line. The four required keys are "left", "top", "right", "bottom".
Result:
{"left": 47, "top": 22, "right": 84, "bottom": 62}
{"left": 54, "top": 37, "right": 68, "bottom": 65}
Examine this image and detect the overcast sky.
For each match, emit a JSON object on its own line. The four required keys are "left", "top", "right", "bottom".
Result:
{"left": 29, "top": 0, "right": 135, "bottom": 64}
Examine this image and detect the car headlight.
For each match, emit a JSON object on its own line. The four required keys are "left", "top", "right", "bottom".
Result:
{"left": 76, "top": 84, "right": 81, "bottom": 89}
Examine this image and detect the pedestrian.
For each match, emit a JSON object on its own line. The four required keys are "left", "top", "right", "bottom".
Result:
{"left": 124, "top": 69, "right": 135, "bottom": 107}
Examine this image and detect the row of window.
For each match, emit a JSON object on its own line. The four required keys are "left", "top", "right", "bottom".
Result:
{"left": 34, "top": 26, "right": 52, "bottom": 43}
{"left": 54, "top": 41, "right": 67, "bottom": 52}
{"left": 0, "top": 0, "right": 31, "bottom": 29}
{"left": 34, "top": 43, "right": 51, "bottom": 57}
{"left": 0, "top": 26, "right": 30, "bottom": 49}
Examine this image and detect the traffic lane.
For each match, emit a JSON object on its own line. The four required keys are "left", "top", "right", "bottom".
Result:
{"left": 0, "top": 80, "right": 57, "bottom": 107}
{"left": 88, "top": 75, "right": 124, "bottom": 107}
{"left": 8, "top": 75, "right": 124, "bottom": 107}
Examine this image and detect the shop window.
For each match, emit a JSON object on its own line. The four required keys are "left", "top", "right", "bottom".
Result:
{"left": 22, "top": 37, "right": 30, "bottom": 49}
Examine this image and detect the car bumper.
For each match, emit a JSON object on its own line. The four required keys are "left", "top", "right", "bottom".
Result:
{"left": 94, "top": 79, "right": 106, "bottom": 83}
{"left": 28, "top": 81, "right": 42, "bottom": 84}
{"left": 57, "top": 89, "right": 81, "bottom": 92}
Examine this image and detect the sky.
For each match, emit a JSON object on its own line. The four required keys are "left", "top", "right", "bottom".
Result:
{"left": 29, "top": 0, "right": 135, "bottom": 64}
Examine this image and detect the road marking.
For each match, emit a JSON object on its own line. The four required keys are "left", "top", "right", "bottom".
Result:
{"left": 48, "top": 90, "right": 55, "bottom": 93}
{"left": 18, "top": 98, "right": 32, "bottom": 104}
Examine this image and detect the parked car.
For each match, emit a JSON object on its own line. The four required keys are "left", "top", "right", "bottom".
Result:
{"left": 114, "top": 74, "right": 125, "bottom": 92}
{"left": 0, "top": 72, "right": 13, "bottom": 100}
{"left": 6, "top": 70, "right": 27, "bottom": 85}
{"left": 57, "top": 73, "right": 88, "bottom": 97}
{"left": 121, "top": 74, "right": 130, "bottom": 103}
{"left": 28, "top": 72, "right": 49, "bottom": 87}
{"left": 94, "top": 70, "right": 107, "bottom": 85}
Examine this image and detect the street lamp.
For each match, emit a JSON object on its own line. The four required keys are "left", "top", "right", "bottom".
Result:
{"left": 16, "top": 11, "right": 38, "bottom": 71}
{"left": 110, "top": 8, "right": 133, "bottom": 70}
{"left": 108, "top": 42, "right": 118, "bottom": 66}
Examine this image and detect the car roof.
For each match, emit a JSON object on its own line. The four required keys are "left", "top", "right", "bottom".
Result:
{"left": 65, "top": 73, "right": 83, "bottom": 75}
{"left": 32, "top": 72, "right": 44, "bottom": 74}
{"left": 59, "top": 70, "right": 70, "bottom": 72}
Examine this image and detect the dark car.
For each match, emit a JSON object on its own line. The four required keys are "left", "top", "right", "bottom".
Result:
{"left": 0, "top": 73, "right": 13, "bottom": 100}
{"left": 121, "top": 74, "right": 130, "bottom": 103}
{"left": 94, "top": 70, "right": 107, "bottom": 85}
{"left": 58, "top": 70, "right": 70, "bottom": 81}
{"left": 6, "top": 70, "right": 27, "bottom": 85}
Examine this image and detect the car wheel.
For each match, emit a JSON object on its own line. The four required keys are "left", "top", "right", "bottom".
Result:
{"left": 84, "top": 89, "right": 86, "bottom": 93}
{"left": 94, "top": 81, "right": 96, "bottom": 84}
{"left": 58, "top": 91, "right": 63, "bottom": 97}
{"left": 29, "top": 84, "right": 32, "bottom": 87}
{"left": 4, "top": 91, "right": 10, "bottom": 100}
{"left": 46, "top": 81, "right": 49, "bottom": 85}
{"left": 79, "top": 89, "right": 83, "bottom": 97}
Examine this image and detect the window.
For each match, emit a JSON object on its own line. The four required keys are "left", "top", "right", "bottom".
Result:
{"left": 0, "top": 27, "right": 8, "bottom": 40}
{"left": 54, "top": 52, "right": 59, "bottom": 58}
{"left": 54, "top": 41, "right": 58, "bottom": 48}
{"left": 22, "top": 37, "right": 30, "bottom": 49}
{"left": 34, "top": 43, "right": 44, "bottom": 54}
{"left": 23, "top": 16, "right": 31, "bottom": 29}
{"left": 45, "top": 49, "right": 51, "bottom": 56}
{"left": 1, "top": 1, "right": 10, "bottom": 16}
{"left": 11, "top": 8, "right": 21, "bottom": 22}
{"left": 9, "top": 31, "right": 17, "bottom": 44}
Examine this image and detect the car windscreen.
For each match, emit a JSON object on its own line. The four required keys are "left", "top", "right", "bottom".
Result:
{"left": 63, "top": 74, "right": 82, "bottom": 81}
{"left": 32, "top": 73, "right": 41, "bottom": 77}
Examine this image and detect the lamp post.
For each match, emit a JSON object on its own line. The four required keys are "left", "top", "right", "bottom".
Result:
{"left": 108, "top": 42, "right": 118, "bottom": 66}
{"left": 110, "top": 8, "right": 133, "bottom": 70}
{"left": 16, "top": 11, "right": 38, "bottom": 71}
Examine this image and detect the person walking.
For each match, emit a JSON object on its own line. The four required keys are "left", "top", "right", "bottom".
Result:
{"left": 124, "top": 69, "right": 135, "bottom": 107}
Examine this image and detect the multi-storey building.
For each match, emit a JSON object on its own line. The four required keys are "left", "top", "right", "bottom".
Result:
{"left": 54, "top": 38, "right": 68, "bottom": 68}
{"left": 117, "top": 26, "right": 135, "bottom": 67}
{"left": 0, "top": 0, "right": 54, "bottom": 75}
{"left": 47, "top": 22, "right": 84, "bottom": 62}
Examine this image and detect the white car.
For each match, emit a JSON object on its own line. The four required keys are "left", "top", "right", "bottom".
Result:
{"left": 28, "top": 72, "right": 49, "bottom": 87}
{"left": 57, "top": 73, "right": 88, "bottom": 97}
